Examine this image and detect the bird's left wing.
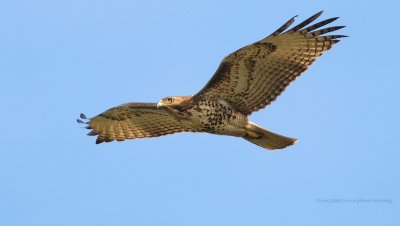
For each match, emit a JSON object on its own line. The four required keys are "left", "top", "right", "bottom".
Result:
{"left": 78, "top": 103, "right": 193, "bottom": 144}
{"left": 193, "top": 11, "right": 346, "bottom": 115}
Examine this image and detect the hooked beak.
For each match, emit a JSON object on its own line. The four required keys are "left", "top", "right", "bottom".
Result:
{"left": 157, "top": 101, "right": 164, "bottom": 108}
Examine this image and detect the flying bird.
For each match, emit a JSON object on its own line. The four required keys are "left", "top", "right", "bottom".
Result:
{"left": 78, "top": 11, "right": 346, "bottom": 150}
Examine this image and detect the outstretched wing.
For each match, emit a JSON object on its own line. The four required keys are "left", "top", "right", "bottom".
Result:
{"left": 193, "top": 11, "right": 346, "bottom": 115}
{"left": 78, "top": 103, "right": 193, "bottom": 144}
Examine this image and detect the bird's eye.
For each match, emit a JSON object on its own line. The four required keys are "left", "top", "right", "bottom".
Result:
{"left": 167, "top": 98, "right": 174, "bottom": 103}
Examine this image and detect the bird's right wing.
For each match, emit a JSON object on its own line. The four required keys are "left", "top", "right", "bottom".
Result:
{"left": 78, "top": 103, "right": 193, "bottom": 144}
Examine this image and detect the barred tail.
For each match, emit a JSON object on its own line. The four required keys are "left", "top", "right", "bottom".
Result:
{"left": 243, "top": 121, "right": 297, "bottom": 150}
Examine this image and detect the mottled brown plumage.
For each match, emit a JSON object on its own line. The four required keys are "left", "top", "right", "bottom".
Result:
{"left": 82, "top": 102, "right": 193, "bottom": 143}
{"left": 78, "top": 11, "right": 346, "bottom": 150}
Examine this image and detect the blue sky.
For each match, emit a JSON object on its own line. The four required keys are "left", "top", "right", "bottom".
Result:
{"left": 1, "top": 0, "right": 399, "bottom": 225}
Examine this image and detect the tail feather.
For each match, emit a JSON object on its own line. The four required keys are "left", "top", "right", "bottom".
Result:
{"left": 244, "top": 122, "right": 297, "bottom": 150}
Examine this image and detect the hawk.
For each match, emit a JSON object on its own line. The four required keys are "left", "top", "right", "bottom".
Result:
{"left": 77, "top": 11, "right": 346, "bottom": 150}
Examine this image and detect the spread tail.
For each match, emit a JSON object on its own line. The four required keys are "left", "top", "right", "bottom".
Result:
{"left": 243, "top": 121, "right": 297, "bottom": 150}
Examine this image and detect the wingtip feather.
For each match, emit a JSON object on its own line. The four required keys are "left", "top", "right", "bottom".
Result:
{"left": 301, "top": 17, "right": 340, "bottom": 34}
{"left": 80, "top": 113, "right": 87, "bottom": 119}
{"left": 287, "top": 11, "right": 324, "bottom": 33}
{"left": 272, "top": 15, "right": 297, "bottom": 36}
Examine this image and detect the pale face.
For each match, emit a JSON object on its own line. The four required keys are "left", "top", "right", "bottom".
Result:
{"left": 157, "top": 96, "right": 192, "bottom": 108}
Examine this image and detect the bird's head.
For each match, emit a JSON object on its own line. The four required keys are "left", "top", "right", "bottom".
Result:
{"left": 157, "top": 96, "right": 192, "bottom": 109}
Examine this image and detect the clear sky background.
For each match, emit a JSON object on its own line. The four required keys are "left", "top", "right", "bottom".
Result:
{"left": 1, "top": 0, "right": 399, "bottom": 225}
